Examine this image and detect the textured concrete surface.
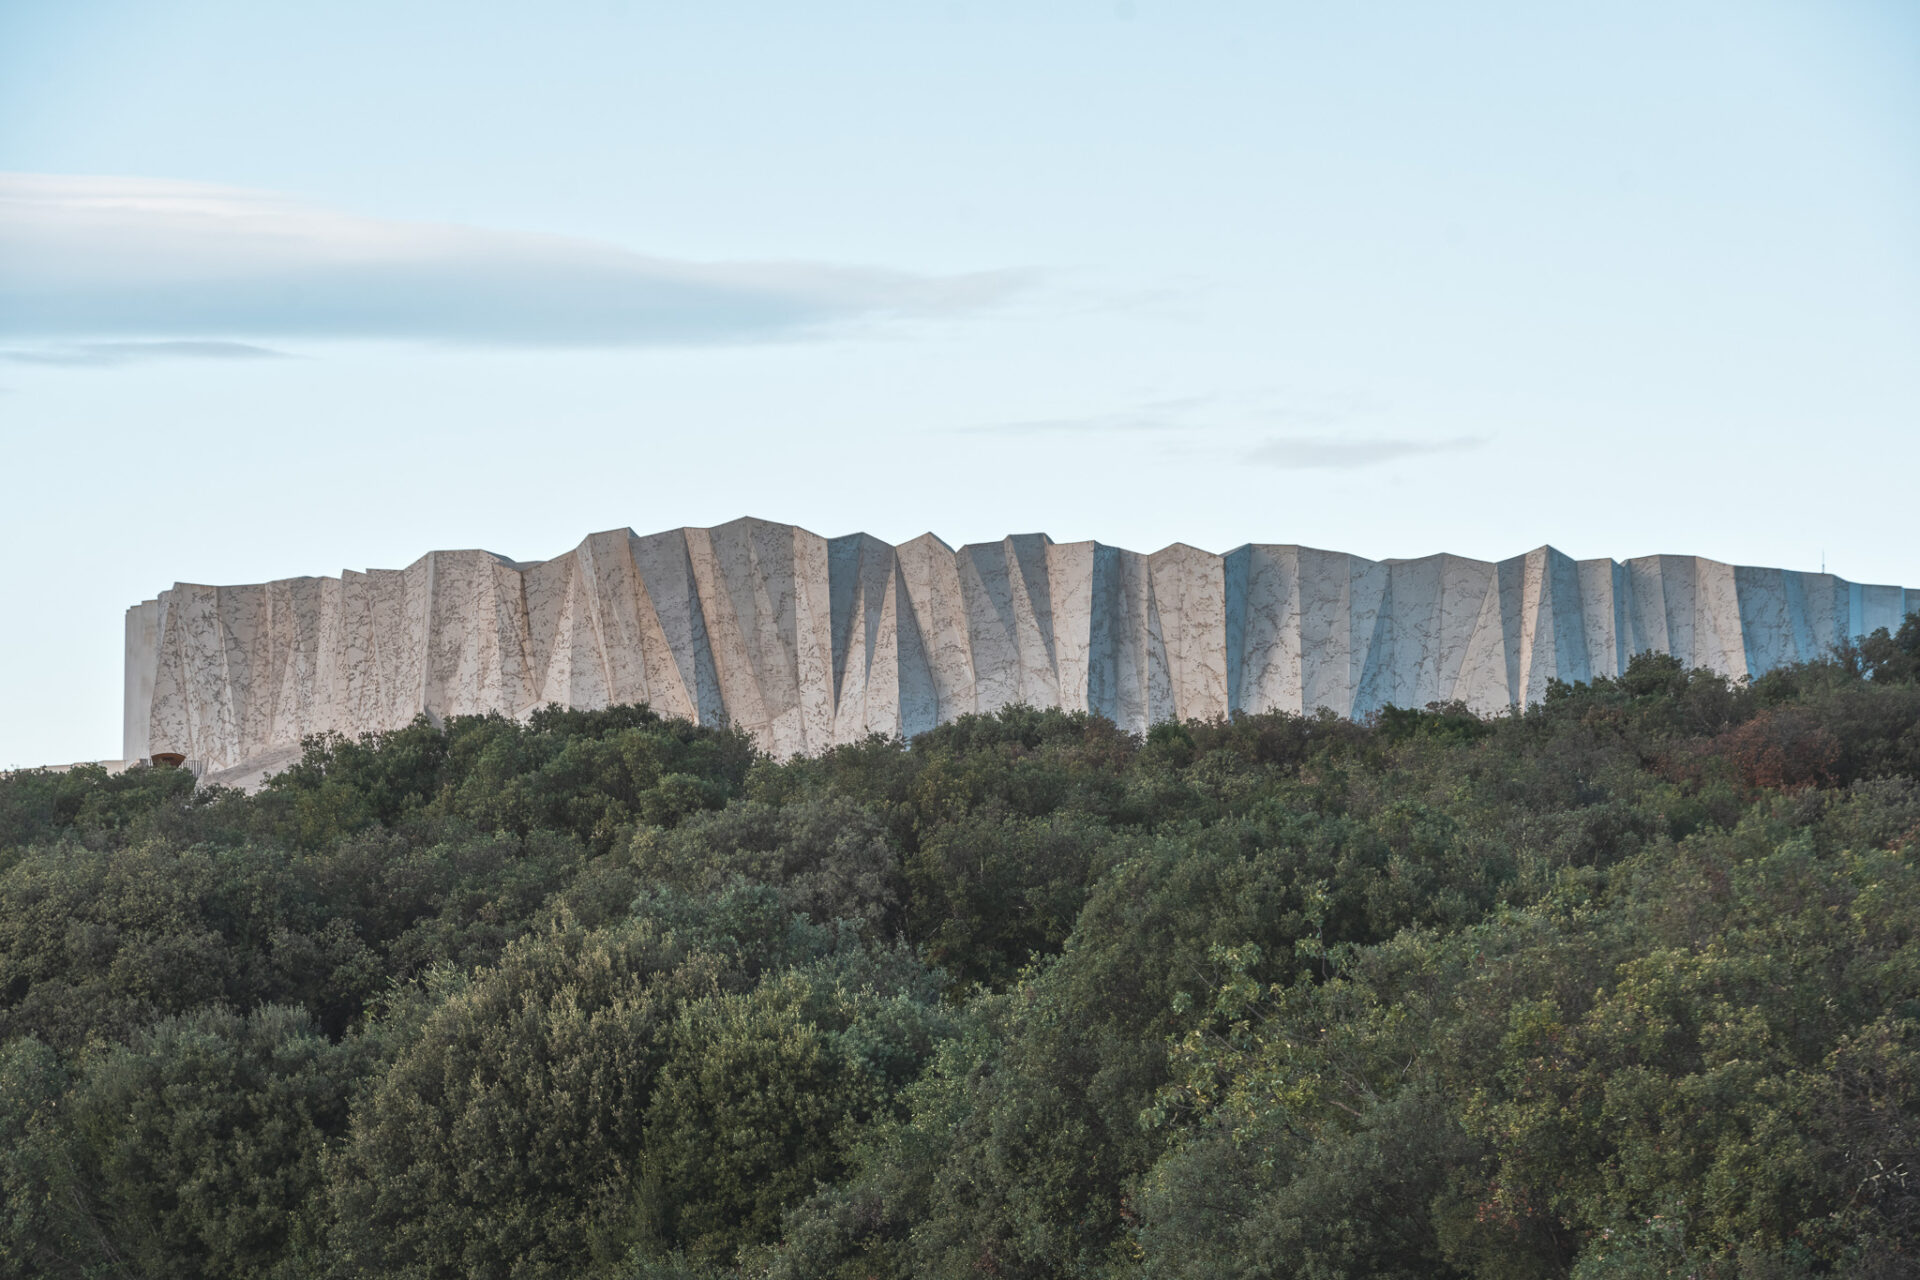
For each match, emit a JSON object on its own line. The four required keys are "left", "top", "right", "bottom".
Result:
{"left": 125, "top": 519, "right": 1919, "bottom": 776}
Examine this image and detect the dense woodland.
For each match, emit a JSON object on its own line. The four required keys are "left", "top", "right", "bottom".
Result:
{"left": 4, "top": 619, "right": 1920, "bottom": 1279}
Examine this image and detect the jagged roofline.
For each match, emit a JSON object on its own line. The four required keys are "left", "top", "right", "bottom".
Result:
{"left": 156, "top": 522, "right": 1603, "bottom": 585}
{"left": 124, "top": 518, "right": 1919, "bottom": 777}
{"left": 147, "top": 517, "right": 1612, "bottom": 587}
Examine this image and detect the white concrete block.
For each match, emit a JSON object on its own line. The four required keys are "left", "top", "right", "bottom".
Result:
{"left": 123, "top": 521, "right": 1920, "bottom": 777}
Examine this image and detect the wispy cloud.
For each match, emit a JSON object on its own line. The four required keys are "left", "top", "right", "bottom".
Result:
{"left": 960, "top": 395, "right": 1213, "bottom": 435}
{"left": 0, "top": 340, "right": 290, "bottom": 366}
{"left": 1244, "top": 434, "right": 1485, "bottom": 470}
{"left": 959, "top": 387, "right": 1402, "bottom": 441}
{"left": 0, "top": 173, "right": 1026, "bottom": 348}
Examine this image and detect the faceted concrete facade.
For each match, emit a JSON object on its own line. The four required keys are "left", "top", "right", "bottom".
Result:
{"left": 125, "top": 519, "right": 1920, "bottom": 778}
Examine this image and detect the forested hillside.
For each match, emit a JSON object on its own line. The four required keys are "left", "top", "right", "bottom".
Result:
{"left": 5, "top": 623, "right": 1920, "bottom": 1279}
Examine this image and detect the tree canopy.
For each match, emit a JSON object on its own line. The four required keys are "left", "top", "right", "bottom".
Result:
{"left": 4, "top": 628, "right": 1920, "bottom": 1278}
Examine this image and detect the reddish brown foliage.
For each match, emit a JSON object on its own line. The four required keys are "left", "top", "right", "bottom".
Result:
{"left": 1711, "top": 707, "right": 1841, "bottom": 791}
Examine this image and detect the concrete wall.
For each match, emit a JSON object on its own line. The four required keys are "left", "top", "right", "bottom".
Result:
{"left": 124, "top": 519, "right": 1920, "bottom": 774}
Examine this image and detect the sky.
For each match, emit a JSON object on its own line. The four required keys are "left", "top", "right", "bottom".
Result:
{"left": 1, "top": 0, "right": 1917, "bottom": 767}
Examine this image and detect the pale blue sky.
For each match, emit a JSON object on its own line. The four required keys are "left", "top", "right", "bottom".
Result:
{"left": 2, "top": 1, "right": 1916, "bottom": 765}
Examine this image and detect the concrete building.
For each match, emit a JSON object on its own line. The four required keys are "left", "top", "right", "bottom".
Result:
{"left": 123, "top": 518, "right": 1920, "bottom": 787}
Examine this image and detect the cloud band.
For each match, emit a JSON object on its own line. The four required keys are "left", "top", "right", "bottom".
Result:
{"left": 0, "top": 174, "right": 1023, "bottom": 347}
